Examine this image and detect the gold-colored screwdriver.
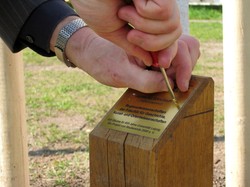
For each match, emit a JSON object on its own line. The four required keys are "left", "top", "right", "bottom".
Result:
{"left": 160, "top": 67, "right": 180, "bottom": 109}
{"left": 150, "top": 52, "right": 180, "bottom": 109}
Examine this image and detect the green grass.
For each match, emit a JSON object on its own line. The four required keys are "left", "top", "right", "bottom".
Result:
{"left": 23, "top": 49, "right": 59, "bottom": 65}
{"left": 189, "top": 5, "right": 222, "bottom": 20}
{"left": 190, "top": 22, "right": 222, "bottom": 42}
{"left": 189, "top": 5, "right": 222, "bottom": 42}
{"left": 26, "top": 71, "right": 112, "bottom": 112}
{"left": 24, "top": 6, "right": 223, "bottom": 186}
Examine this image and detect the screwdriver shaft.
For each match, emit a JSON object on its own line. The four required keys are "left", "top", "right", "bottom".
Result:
{"left": 159, "top": 67, "right": 180, "bottom": 109}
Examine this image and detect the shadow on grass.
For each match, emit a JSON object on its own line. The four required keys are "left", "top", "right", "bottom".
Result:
{"left": 214, "top": 135, "right": 224, "bottom": 142}
{"left": 29, "top": 147, "right": 88, "bottom": 157}
{"left": 29, "top": 137, "right": 224, "bottom": 157}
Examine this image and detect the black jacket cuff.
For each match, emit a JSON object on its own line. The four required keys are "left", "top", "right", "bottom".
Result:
{"left": 18, "top": 0, "right": 78, "bottom": 57}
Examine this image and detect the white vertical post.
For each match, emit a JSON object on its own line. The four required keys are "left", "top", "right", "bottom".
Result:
{"left": 0, "top": 40, "right": 29, "bottom": 186}
{"left": 224, "top": 0, "right": 250, "bottom": 186}
{"left": 176, "top": 0, "right": 189, "bottom": 34}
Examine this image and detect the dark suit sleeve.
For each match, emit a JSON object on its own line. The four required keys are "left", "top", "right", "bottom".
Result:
{"left": 0, "top": 0, "right": 77, "bottom": 57}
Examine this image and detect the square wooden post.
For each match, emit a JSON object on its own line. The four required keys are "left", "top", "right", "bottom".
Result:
{"left": 0, "top": 41, "right": 29, "bottom": 186}
{"left": 89, "top": 76, "right": 214, "bottom": 187}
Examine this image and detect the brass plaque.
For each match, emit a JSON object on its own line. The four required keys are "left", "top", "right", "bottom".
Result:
{"left": 102, "top": 84, "right": 197, "bottom": 139}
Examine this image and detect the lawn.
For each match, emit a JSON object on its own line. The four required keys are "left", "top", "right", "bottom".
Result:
{"left": 23, "top": 6, "right": 223, "bottom": 186}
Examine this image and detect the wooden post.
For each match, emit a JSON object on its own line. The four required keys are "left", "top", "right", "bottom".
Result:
{"left": 0, "top": 40, "right": 30, "bottom": 186}
{"left": 223, "top": 0, "right": 250, "bottom": 186}
{"left": 89, "top": 76, "right": 214, "bottom": 187}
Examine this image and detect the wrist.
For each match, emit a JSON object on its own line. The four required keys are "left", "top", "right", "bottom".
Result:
{"left": 65, "top": 26, "right": 95, "bottom": 69}
{"left": 50, "top": 16, "right": 79, "bottom": 51}
{"left": 51, "top": 16, "right": 87, "bottom": 67}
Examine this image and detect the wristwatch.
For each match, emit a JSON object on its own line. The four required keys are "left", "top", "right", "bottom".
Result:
{"left": 54, "top": 18, "right": 87, "bottom": 67}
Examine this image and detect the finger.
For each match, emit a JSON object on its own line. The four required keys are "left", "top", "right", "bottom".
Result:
{"left": 166, "top": 66, "right": 176, "bottom": 80}
{"left": 157, "top": 42, "right": 178, "bottom": 68}
{"left": 124, "top": 65, "right": 169, "bottom": 93}
{"left": 175, "top": 60, "right": 192, "bottom": 92}
{"left": 129, "top": 56, "right": 148, "bottom": 68}
{"left": 126, "top": 27, "right": 181, "bottom": 51}
{"left": 171, "top": 40, "right": 193, "bottom": 92}
{"left": 118, "top": 6, "right": 180, "bottom": 34}
{"left": 179, "top": 34, "right": 200, "bottom": 67}
{"left": 132, "top": 0, "right": 177, "bottom": 20}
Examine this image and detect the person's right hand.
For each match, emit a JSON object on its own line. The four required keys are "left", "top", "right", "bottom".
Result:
{"left": 65, "top": 26, "right": 169, "bottom": 93}
{"left": 61, "top": 28, "right": 199, "bottom": 93}
{"left": 70, "top": 0, "right": 182, "bottom": 66}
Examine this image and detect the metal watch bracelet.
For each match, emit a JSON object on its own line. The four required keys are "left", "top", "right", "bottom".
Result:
{"left": 54, "top": 18, "right": 87, "bottom": 67}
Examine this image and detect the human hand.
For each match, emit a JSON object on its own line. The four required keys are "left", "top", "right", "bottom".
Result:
{"left": 70, "top": 0, "right": 182, "bottom": 66}
{"left": 66, "top": 29, "right": 199, "bottom": 93}
{"left": 65, "top": 26, "right": 170, "bottom": 93}
{"left": 51, "top": 17, "right": 199, "bottom": 93}
{"left": 118, "top": 0, "right": 182, "bottom": 52}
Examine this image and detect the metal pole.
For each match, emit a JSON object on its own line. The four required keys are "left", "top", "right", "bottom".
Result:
{"left": 224, "top": 0, "right": 250, "bottom": 186}
{"left": 0, "top": 40, "right": 29, "bottom": 186}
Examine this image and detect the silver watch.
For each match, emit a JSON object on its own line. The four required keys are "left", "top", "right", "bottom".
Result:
{"left": 54, "top": 18, "right": 86, "bottom": 67}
